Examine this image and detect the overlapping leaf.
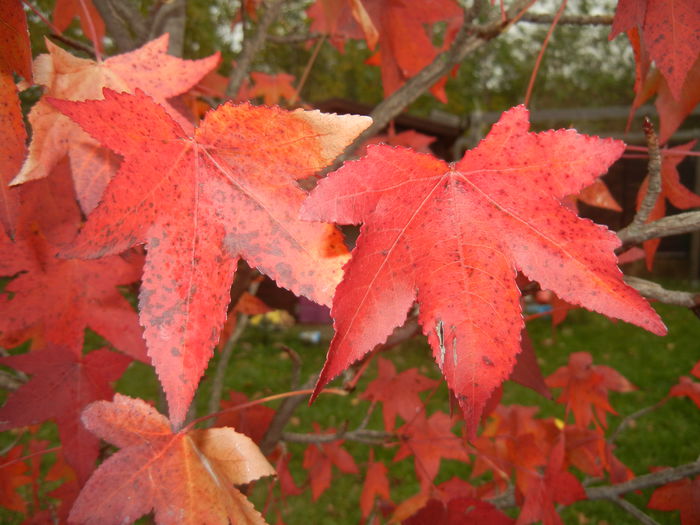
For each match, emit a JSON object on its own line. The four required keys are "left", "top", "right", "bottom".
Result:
{"left": 0, "top": 345, "right": 131, "bottom": 483}
{"left": 52, "top": 88, "right": 370, "bottom": 427}
{"left": 307, "top": 0, "right": 462, "bottom": 100}
{"left": 69, "top": 395, "right": 275, "bottom": 525}
{"left": 303, "top": 105, "right": 666, "bottom": 435}
{"left": 0, "top": 163, "right": 146, "bottom": 358}
{"left": 0, "top": 0, "right": 31, "bottom": 237}
{"left": 12, "top": 35, "right": 220, "bottom": 213}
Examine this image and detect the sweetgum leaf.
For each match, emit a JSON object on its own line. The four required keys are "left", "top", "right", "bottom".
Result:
{"left": 51, "top": 88, "right": 370, "bottom": 428}
{"left": 302, "top": 105, "right": 666, "bottom": 436}
{"left": 69, "top": 394, "right": 275, "bottom": 525}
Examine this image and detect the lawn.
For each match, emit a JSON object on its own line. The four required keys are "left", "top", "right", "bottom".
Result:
{"left": 2, "top": 295, "right": 698, "bottom": 524}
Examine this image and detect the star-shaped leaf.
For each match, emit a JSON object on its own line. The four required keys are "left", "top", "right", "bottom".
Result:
{"left": 51, "top": 88, "right": 370, "bottom": 428}
{"left": 302, "top": 105, "right": 665, "bottom": 435}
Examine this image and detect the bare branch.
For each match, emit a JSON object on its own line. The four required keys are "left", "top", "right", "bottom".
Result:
{"left": 330, "top": 0, "right": 534, "bottom": 168}
{"left": 227, "top": 0, "right": 285, "bottom": 98}
{"left": 608, "top": 497, "right": 662, "bottom": 525}
{"left": 491, "top": 460, "right": 700, "bottom": 508}
{"left": 282, "top": 428, "right": 395, "bottom": 445}
{"left": 624, "top": 277, "right": 700, "bottom": 309}
{"left": 93, "top": 0, "right": 138, "bottom": 53}
{"left": 633, "top": 119, "right": 663, "bottom": 228}
{"left": 617, "top": 210, "right": 700, "bottom": 246}
{"left": 520, "top": 13, "right": 614, "bottom": 25}
{"left": 259, "top": 374, "right": 317, "bottom": 455}
{"left": 608, "top": 397, "right": 669, "bottom": 444}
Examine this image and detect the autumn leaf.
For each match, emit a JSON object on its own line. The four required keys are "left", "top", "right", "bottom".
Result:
{"left": 636, "top": 140, "right": 700, "bottom": 269}
{"left": 307, "top": 0, "right": 462, "bottom": 100}
{"left": 302, "top": 425, "right": 359, "bottom": 501}
{"left": 51, "top": 88, "right": 370, "bottom": 428}
{"left": 516, "top": 439, "right": 586, "bottom": 525}
{"left": 0, "top": 345, "right": 131, "bottom": 483}
{"left": 610, "top": 0, "right": 700, "bottom": 100}
{"left": 69, "top": 394, "right": 275, "bottom": 525}
{"left": 403, "top": 497, "right": 514, "bottom": 525}
{"left": 546, "top": 352, "right": 635, "bottom": 429}
{"left": 0, "top": 445, "right": 32, "bottom": 512}
{"left": 0, "top": 0, "right": 32, "bottom": 238}
{"left": 12, "top": 35, "right": 220, "bottom": 213}
{"left": 669, "top": 376, "right": 700, "bottom": 410}
{"left": 214, "top": 390, "right": 276, "bottom": 444}
{"left": 394, "top": 412, "right": 469, "bottom": 489}
{"left": 302, "top": 105, "right": 666, "bottom": 435}
{"left": 52, "top": 0, "right": 105, "bottom": 52}
{"left": 360, "top": 450, "right": 390, "bottom": 517}
{"left": 0, "top": 163, "right": 146, "bottom": 359}
{"left": 248, "top": 72, "right": 298, "bottom": 105}
{"left": 361, "top": 357, "right": 438, "bottom": 431}
{"left": 648, "top": 474, "right": 700, "bottom": 525}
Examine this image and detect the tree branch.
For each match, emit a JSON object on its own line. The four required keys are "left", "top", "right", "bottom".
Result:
{"left": 329, "top": 0, "right": 534, "bottom": 168}
{"left": 617, "top": 210, "right": 700, "bottom": 246}
{"left": 227, "top": 0, "right": 285, "bottom": 98}
{"left": 92, "top": 0, "right": 142, "bottom": 52}
{"left": 624, "top": 276, "right": 700, "bottom": 309}
{"left": 490, "top": 460, "right": 700, "bottom": 508}
{"left": 633, "top": 119, "right": 663, "bottom": 228}
{"left": 608, "top": 497, "right": 661, "bottom": 525}
{"left": 520, "top": 13, "right": 614, "bottom": 25}
{"left": 282, "top": 428, "right": 394, "bottom": 445}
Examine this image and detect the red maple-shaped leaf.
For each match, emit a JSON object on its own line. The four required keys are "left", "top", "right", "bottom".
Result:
{"left": 69, "top": 394, "right": 275, "bottom": 525}
{"left": 546, "top": 352, "right": 635, "bottom": 429}
{"left": 403, "top": 497, "right": 514, "bottom": 525}
{"left": 394, "top": 411, "right": 469, "bottom": 489}
{"left": 52, "top": 0, "right": 105, "bottom": 52}
{"left": 214, "top": 390, "right": 276, "bottom": 444}
{"left": 0, "top": 444, "right": 32, "bottom": 512}
{"left": 669, "top": 376, "right": 700, "bottom": 410}
{"left": 636, "top": 140, "right": 700, "bottom": 269}
{"left": 610, "top": 0, "right": 700, "bottom": 100}
{"left": 0, "top": 345, "right": 130, "bottom": 484}
{"left": 0, "top": 0, "right": 32, "bottom": 238}
{"left": 302, "top": 425, "right": 359, "bottom": 501}
{"left": 51, "top": 88, "right": 370, "bottom": 428}
{"left": 648, "top": 474, "right": 700, "bottom": 525}
{"left": 516, "top": 438, "right": 586, "bottom": 525}
{"left": 0, "top": 165, "right": 146, "bottom": 359}
{"left": 248, "top": 72, "right": 298, "bottom": 105}
{"left": 302, "top": 105, "right": 665, "bottom": 435}
{"left": 361, "top": 450, "right": 391, "bottom": 517}
{"left": 361, "top": 357, "right": 438, "bottom": 431}
{"left": 307, "top": 0, "right": 462, "bottom": 101}
{"left": 12, "top": 35, "right": 220, "bottom": 213}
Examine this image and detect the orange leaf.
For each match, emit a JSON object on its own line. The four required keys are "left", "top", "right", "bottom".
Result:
{"left": 69, "top": 394, "right": 275, "bottom": 525}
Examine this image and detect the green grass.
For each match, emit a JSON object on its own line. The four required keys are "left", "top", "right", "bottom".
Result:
{"left": 2, "top": 300, "right": 699, "bottom": 524}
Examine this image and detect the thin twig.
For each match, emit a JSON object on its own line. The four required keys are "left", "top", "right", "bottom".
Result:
{"left": 282, "top": 428, "right": 394, "bottom": 445}
{"left": 617, "top": 210, "right": 700, "bottom": 246}
{"left": 227, "top": 0, "right": 285, "bottom": 98}
{"left": 520, "top": 12, "right": 614, "bottom": 25}
{"left": 289, "top": 34, "right": 326, "bottom": 106}
{"left": 47, "top": 33, "right": 96, "bottom": 56}
{"left": 623, "top": 277, "right": 700, "bottom": 309}
{"left": 329, "top": 0, "right": 534, "bottom": 168}
{"left": 523, "top": 0, "right": 567, "bottom": 106}
{"left": 490, "top": 460, "right": 700, "bottom": 508}
{"left": 633, "top": 119, "right": 663, "bottom": 228}
{"left": 0, "top": 370, "right": 25, "bottom": 391}
{"left": 608, "top": 497, "right": 662, "bottom": 525}
{"left": 205, "top": 280, "right": 262, "bottom": 422}
{"left": 259, "top": 374, "right": 318, "bottom": 455}
{"left": 608, "top": 397, "right": 670, "bottom": 444}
